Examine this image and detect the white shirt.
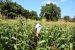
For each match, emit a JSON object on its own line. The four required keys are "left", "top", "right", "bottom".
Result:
{"left": 35, "top": 23, "right": 42, "bottom": 33}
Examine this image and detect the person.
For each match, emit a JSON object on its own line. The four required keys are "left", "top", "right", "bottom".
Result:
{"left": 29, "top": 23, "right": 42, "bottom": 50}
{"left": 35, "top": 23, "right": 42, "bottom": 38}
{"left": 34, "top": 23, "right": 42, "bottom": 50}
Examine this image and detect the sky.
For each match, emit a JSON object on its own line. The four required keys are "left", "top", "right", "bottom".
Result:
{"left": 12, "top": 0, "right": 75, "bottom": 18}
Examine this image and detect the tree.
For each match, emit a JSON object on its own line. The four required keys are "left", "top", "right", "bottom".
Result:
{"left": 30, "top": 10, "right": 38, "bottom": 20}
{"left": 3, "top": 0, "right": 12, "bottom": 3}
{"left": 40, "top": 3, "right": 61, "bottom": 21}
{"left": 0, "top": 1, "right": 26, "bottom": 19}
{"left": 22, "top": 9, "right": 30, "bottom": 19}
{"left": 72, "top": 16, "right": 75, "bottom": 22}
{"left": 0, "top": 0, "right": 38, "bottom": 20}
{"left": 0, "top": 2, "right": 18, "bottom": 18}
{"left": 63, "top": 16, "right": 70, "bottom": 22}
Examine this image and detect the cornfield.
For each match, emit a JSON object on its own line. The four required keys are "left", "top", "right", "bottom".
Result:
{"left": 0, "top": 17, "right": 75, "bottom": 50}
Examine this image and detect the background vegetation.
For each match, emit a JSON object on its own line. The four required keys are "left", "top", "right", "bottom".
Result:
{"left": 0, "top": 0, "right": 75, "bottom": 21}
{"left": 0, "top": 0, "right": 75, "bottom": 50}
{"left": 0, "top": 17, "right": 75, "bottom": 50}
{"left": 0, "top": 0, "right": 38, "bottom": 20}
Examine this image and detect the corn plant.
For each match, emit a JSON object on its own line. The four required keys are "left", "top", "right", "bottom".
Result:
{"left": 0, "top": 18, "right": 75, "bottom": 50}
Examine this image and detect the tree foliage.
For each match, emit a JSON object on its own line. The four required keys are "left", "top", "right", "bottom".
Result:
{"left": 0, "top": 2, "right": 24, "bottom": 18}
{"left": 0, "top": 0, "right": 38, "bottom": 19}
{"left": 40, "top": 3, "right": 61, "bottom": 21}
{"left": 72, "top": 16, "right": 75, "bottom": 22}
{"left": 63, "top": 16, "right": 70, "bottom": 22}
{"left": 30, "top": 10, "right": 38, "bottom": 20}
